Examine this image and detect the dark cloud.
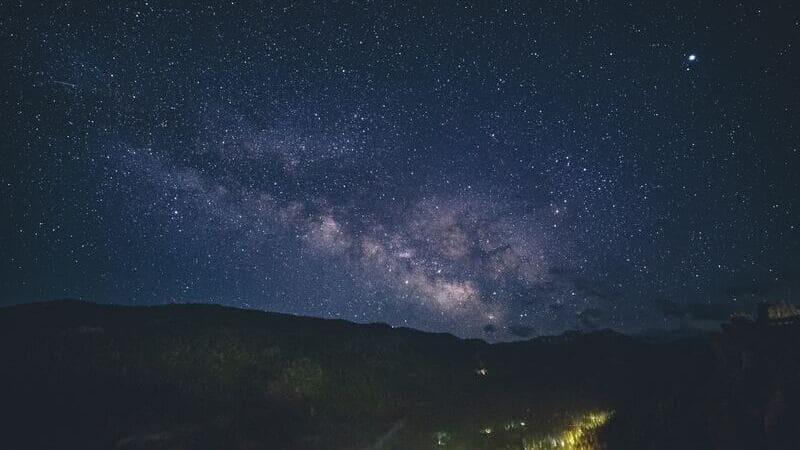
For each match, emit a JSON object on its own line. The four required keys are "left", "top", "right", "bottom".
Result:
{"left": 578, "top": 308, "right": 604, "bottom": 329}
{"left": 656, "top": 298, "right": 732, "bottom": 322}
{"left": 508, "top": 324, "right": 537, "bottom": 339}
{"left": 656, "top": 299, "right": 683, "bottom": 318}
{"left": 722, "top": 276, "right": 799, "bottom": 301}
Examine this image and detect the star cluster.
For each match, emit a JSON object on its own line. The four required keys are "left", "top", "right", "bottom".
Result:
{"left": 2, "top": 1, "right": 798, "bottom": 339}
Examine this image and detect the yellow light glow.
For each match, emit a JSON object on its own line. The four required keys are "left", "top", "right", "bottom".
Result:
{"left": 520, "top": 411, "right": 613, "bottom": 450}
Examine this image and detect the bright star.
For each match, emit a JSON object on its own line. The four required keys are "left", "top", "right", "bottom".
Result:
{"left": 688, "top": 54, "right": 696, "bottom": 61}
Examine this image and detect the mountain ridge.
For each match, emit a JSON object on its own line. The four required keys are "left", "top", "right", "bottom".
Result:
{"left": 1, "top": 298, "right": 797, "bottom": 449}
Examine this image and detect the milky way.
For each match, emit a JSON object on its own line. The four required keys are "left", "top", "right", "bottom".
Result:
{"left": 2, "top": 1, "right": 798, "bottom": 339}
{"left": 113, "top": 143, "right": 581, "bottom": 337}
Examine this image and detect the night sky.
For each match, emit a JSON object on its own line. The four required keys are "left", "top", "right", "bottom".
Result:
{"left": 2, "top": 1, "right": 798, "bottom": 339}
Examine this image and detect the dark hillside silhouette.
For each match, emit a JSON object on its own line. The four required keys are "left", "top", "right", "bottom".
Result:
{"left": 1, "top": 300, "right": 798, "bottom": 449}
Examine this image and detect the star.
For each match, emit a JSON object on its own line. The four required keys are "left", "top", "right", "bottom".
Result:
{"left": 3, "top": 1, "right": 796, "bottom": 340}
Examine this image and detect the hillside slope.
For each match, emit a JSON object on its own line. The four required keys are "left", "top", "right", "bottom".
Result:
{"left": 0, "top": 300, "right": 797, "bottom": 449}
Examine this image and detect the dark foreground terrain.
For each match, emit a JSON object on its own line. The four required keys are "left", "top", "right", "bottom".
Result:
{"left": 1, "top": 301, "right": 798, "bottom": 449}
